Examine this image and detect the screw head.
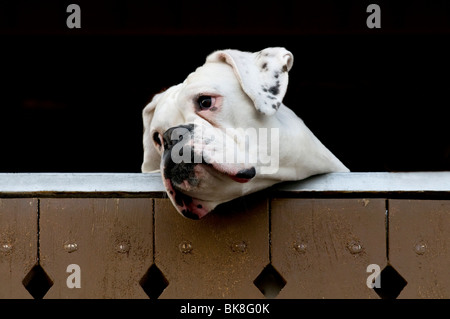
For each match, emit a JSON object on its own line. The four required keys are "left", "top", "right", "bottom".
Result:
{"left": 231, "top": 241, "right": 247, "bottom": 253}
{"left": 0, "top": 242, "right": 13, "bottom": 254}
{"left": 116, "top": 242, "right": 130, "bottom": 254}
{"left": 293, "top": 242, "right": 307, "bottom": 253}
{"left": 414, "top": 241, "right": 427, "bottom": 255}
{"left": 63, "top": 242, "right": 78, "bottom": 253}
{"left": 178, "top": 240, "right": 193, "bottom": 254}
{"left": 347, "top": 241, "right": 363, "bottom": 254}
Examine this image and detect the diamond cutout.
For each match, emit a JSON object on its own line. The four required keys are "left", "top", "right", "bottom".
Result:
{"left": 253, "top": 264, "right": 286, "bottom": 298}
{"left": 139, "top": 264, "right": 169, "bottom": 299}
{"left": 22, "top": 264, "right": 53, "bottom": 299}
{"left": 373, "top": 265, "right": 407, "bottom": 299}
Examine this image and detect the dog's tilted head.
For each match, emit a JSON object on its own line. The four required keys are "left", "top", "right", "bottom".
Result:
{"left": 142, "top": 47, "right": 349, "bottom": 219}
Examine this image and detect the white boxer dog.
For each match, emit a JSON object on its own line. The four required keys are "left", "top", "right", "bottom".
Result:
{"left": 142, "top": 47, "right": 349, "bottom": 219}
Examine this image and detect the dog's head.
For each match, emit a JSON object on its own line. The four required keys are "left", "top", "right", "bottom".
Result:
{"left": 142, "top": 47, "right": 294, "bottom": 219}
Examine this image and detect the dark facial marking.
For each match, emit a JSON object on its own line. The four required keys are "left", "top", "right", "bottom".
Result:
{"left": 272, "top": 101, "right": 281, "bottom": 110}
{"left": 181, "top": 209, "right": 199, "bottom": 220}
{"left": 174, "top": 190, "right": 193, "bottom": 207}
{"left": 174, "top": 192, "right": 184, "bottom": 207}
{"left": 162, "top": 124, "right": 199, "bottom": 188}
{"left": 235, "top": 167, "right": 256, "bottom": 179}
{"left": 268, "top": 81, "right": 280, "bottom": 95}
{"left": 165, "top": 159, "right": 196, "bottom": 186}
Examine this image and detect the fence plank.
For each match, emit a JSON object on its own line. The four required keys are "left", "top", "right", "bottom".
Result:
{"left": 271, "top": 198, "right": 386, "bottom": 298}
{"left": 154, "top": 196, "right": 269, "bottom": 298}
{"left": 39, "top": 198, "right": 153, "bottom": 298}
{"left": 389, "top": 199, "right": 450, "bottom": 298}
{"left": 0, "top": 199, "right": 38, "bottom": 299}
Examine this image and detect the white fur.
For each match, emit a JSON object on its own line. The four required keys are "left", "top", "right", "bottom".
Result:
{"left": 142, "top": 47, "right": 349, "bottom": 217}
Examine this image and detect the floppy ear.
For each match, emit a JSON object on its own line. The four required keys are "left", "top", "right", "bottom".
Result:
{"left": 141, "top": 92, "right": 164, "bottom": 173}
{"left": 206, "top": 47, "right": 293, "bottom": 116}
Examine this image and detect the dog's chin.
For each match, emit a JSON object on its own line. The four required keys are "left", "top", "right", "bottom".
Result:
{"left": 162, "top": 163, "right": 256, "bottom": 220}
{"left": 162, "top": 174, "right": 217, "bottom": 220}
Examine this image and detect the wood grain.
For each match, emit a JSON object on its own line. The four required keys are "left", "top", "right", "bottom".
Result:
{"left": 154, "top": 195, "right": 269, "bottom": 298}
{"left": 271, "top": 198, "right": 386, "bottom": 298}
{"left": 39, "top": 198, "right": 153, "bottom": 298}
{"left": 0, "top": 199, "right": 38, "bottom": 298}
{"left": 389, "top": 199, "right": 450, "bottom": 298}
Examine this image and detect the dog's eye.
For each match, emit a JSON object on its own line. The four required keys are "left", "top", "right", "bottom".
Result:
{"left": 197, "top": 96, "right": 214, "bottom": 110}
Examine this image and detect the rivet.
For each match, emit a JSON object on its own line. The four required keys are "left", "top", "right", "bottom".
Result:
{"left": 0, "top": 243, "right": 13, "bottom": 254}
{"left": 116, "top": 242, "right": 130, "bottom": 254}
{"left": 347, "top": 241, "right": 363, "bottom": 254}
{"left": 414, "top": 241, "right": 427, "bottom": 255}
{"left": 231, "top": 241, "right": 247, "bottom": 253}
{"left": 63, "top": 242, "right": 78, "bottom": 253}
{"left": 361, "top": 199, "right": 370, "bottom": 207}
{"left": 293, "top": 242, "right": 307, "bottom": 253}
{"left": 179, "top": 241, "right": 193, "bottom": 254}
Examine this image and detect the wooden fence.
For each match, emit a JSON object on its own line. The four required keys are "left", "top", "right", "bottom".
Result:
{"left": 0, "top": 172, "right": 449, "bottom": 299}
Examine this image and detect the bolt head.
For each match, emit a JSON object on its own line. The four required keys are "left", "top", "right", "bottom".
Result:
{"left": 231, "top": 241, "right": 247, "bottom": 253}
{"left": 116, "top": 242, "right": 130, "bottom": 254}
{"left": 63, "top": 242, "right": 78, "bottom": 253}
{"left": 414, "top": 241, "right": 427, "bottom": 255}
{"left": 178, "top": 241, "right": 193, "bottom": 254}
{"left": 347, "top": 241, "right": 363, "bottom": 254}
{"left": 0, "top": 243, "right": 13, "bottom": 254}
{"left": 293, "top": 242, "right": 307, "bottom": 253}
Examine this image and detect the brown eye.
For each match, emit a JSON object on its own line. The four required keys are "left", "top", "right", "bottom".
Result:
{"left": 197, "top": 96, "right": 212, "bottom": 110}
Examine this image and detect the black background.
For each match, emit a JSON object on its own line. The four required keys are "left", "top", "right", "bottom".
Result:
{"left": 0, "top": 0, "right": 449, "bottom": 173}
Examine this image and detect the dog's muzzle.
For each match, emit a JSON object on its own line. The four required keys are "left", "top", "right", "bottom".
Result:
{"left": 161, "top": 124, "right": 256, "bottom": 219}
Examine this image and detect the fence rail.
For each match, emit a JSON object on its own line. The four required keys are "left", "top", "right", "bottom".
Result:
{"left": 1, "top": 172, "right": 449, "bottom": 195}
{"left": 0, "top": 172, "right": 449, "bottom": 299}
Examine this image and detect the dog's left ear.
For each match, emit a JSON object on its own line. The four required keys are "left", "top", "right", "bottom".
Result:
{"left": 141, "top": 91, "right": 164, "bottom": 173}
{"left": 206, "top": 47, "right": 293, "bottom": 116}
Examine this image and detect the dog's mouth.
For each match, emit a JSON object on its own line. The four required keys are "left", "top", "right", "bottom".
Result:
{"left": 162, "top": 161, "right": 256, "bottom": 220}
{"left": 159, "top": 123, "right": 256, "bottom": 219}
{"left": 162, "top": 176, "right": 210, "bottom": 220}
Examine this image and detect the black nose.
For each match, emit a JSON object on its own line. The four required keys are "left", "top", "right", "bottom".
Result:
{"left": 162, "top": 124, "right": 195, "bottom": 150}
{"left": 162, "top": 124, "right": 198, "bottom": 186}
